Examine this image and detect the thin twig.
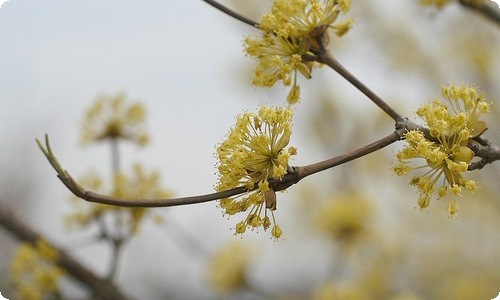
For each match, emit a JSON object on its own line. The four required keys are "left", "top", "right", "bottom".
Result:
{"left": 458, "top": 0, "right": 500, "bottom": 26}
{"left": 0, "top": 203, "right": 130, "bottom": 300}
{"left": 312, "top": 50, "right": 405, "bottom": 123}
{"left": 107, "top": 238, "right": 125, "bottom": 281}
{"left": 36, "top": 127, "right": 405, "bottom": 208}
{"left": 37, "top": 134, "right": 248, "bottom": 207}
{"left": 202, "top": 0, "right": 259, "bottom": 27}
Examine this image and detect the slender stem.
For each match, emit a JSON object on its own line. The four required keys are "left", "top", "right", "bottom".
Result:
{"left": 107, "top": 239, "right": 125, "bottom": 281}
{"left": 202, "top": 0, "right": 259, "bottom": 27}
{"left": 108, "top": 138, "right": 125, "bottom": 280}
{"left": 110, "top": 139, "right": 120, "bottom": 175}
{"left": 314, "top": 51, "right": 405, "bottom": 123}
{"left": 79, "top": 185, "right": 248, "bottom": 207}
{"left": 36, "top": 130, "right": 404, "bottom": 208}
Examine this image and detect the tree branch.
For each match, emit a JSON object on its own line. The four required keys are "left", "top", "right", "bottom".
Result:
{"left": 202, "top": 0, "right": 259, "bottom": 28}
{"left": 36, "top": 125, "right": 405, "bottom": 208}
{"left": 0, "top": 203, "right": 130, "bottom": 300}
{"left": 37, "top": 134, "right": 248, "bottom": 207}
{"left": 458, "top": 0, "right": 500, "bottom": 26}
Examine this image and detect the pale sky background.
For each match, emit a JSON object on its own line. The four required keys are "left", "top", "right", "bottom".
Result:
{"left": 1, "top": 1, "right": 500, "bottom": 299}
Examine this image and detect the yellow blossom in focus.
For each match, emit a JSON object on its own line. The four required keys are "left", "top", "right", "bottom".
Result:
{"left": 315, "top": 193, "right": 372, "bottom": 243}
{"left": 394, "top": 84, "right": 490, "bottom": 215}
{"left": 207, "top": 241, "right": 251, "bottom": 293}
{"left": 65, "top": 164, "right": 171, "bottom": 234}
{"left": 216, "top": 106, "right": 296, "bottom": 238}
{"left": 10, "top": 240, "right": 64, "bottom": 300}
{"left": 82, "top": 93, "right": 149, "bottom": 146}
{"left": 245, "top": 0, "right": 353, "bottom": 104}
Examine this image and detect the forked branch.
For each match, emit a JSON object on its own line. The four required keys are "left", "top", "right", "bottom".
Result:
{"left": 37, "top": 126, "right": 406, "bottom": 208}
{"left": 37, "top": 135, "right": 247, "bottom": 207}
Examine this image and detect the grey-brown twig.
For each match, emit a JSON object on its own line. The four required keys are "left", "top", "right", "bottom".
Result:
{"left": 202, "top": 0, "right": 259, "bottom": 27}
{"left": 37, "top": 134, "right": 248, "bottom": 207}
{"left": 37, "top": 126, "right": 406, "bottom": 208}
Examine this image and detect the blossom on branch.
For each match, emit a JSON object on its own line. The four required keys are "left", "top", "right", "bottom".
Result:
{"left": 394, "top": 84, "right": 490, "bottom": 216}
{"left": 216, "top": 106, "right": 297, "bottom": 239}
{"left": 245, "top": 0, "right": 354, "bottom": 104}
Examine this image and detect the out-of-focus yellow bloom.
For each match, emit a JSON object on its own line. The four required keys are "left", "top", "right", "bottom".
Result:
{"left": 315, "top": 193, "right": 372, "bottom": 243}
{"left": 245, "top": 0, "right": 353, "bottom": 104}
{"left": 394, "top": 84, "right": 490, "bottom": 216}
{"left": 207, "top": 241, "right": 251, "bottom": 294}
{"left": 216, "top": 106, "right": 296, "bottom": 239}
{"left": 65, "top": 163, "right": 171, "bottom": 234}
{"left": 10, "top": 240, "right": 64, "bottom": 300}
{"left": 82, "top": 93, "right": 149, "bottom": 146}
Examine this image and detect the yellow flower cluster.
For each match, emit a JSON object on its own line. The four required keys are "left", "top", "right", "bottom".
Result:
{"left": 10, "top": 240, "right": 64, "bottom": 300}
{"left": 245, "top": 0, "right": 353, "bottom": 104}
{"left": 82, "top": 93, "right": 149, "bottom": 146}
{"left": 66, "top": 164, "right": 171, "bottom": 234}
{"left": 394, "top": 84, "right": 490, "bottom": 216}
{"left": 216, "top": 106, "right": 297, "bottom": 239}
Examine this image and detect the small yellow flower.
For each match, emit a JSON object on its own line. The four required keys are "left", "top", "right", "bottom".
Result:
{"left": 394, "top": 84, "right": 490, "bottom": 215}
{"left": 216, "top": 106, "right": 296, "bottom": 238}
{"left": 82, "top": 93, "right": 149, "bottom": 146}
{"left": 10, "top": 240, "right": 64, "bottom": 300}
{"left": 245, "top": 0, "right": 353, "bottom": 104}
